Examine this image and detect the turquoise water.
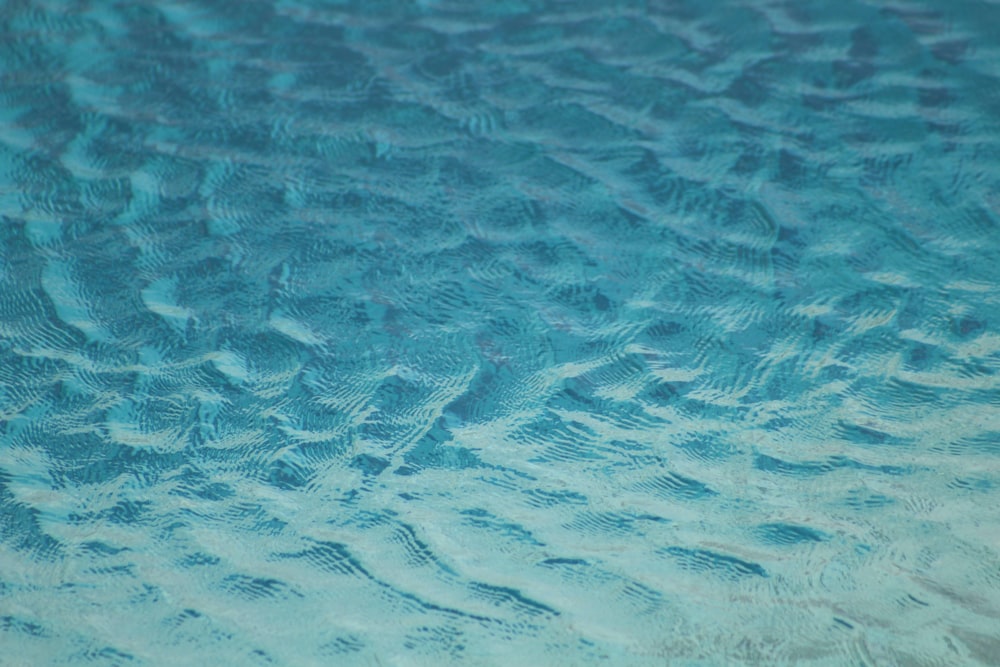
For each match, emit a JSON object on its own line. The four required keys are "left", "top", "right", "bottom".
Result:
{"left": 2, "top": 0, "right": 1000, "bottom": 664}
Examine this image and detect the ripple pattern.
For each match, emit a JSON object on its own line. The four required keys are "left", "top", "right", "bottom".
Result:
{"left": 2, "top": 0, "right": 1000, "bottom": 665}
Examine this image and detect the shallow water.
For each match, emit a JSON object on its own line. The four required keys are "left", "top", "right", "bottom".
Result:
{"left": 2, "top": 0, "right": 1000, "bottom": 664}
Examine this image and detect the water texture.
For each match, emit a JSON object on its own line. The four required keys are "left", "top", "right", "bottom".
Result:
{"left": 1, "top": 0, "right": 1000, "bottom": 664}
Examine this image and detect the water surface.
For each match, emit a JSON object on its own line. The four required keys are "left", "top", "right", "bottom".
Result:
{"left": 2, "top": 0, "right": 1000, "bottom": 664}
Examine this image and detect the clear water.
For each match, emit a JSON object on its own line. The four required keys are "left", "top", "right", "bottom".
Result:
{"left": 2, "top": 0, "right": 999, "bottom": 664}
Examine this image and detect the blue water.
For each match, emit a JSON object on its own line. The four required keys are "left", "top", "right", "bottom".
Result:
{"left": 2, "top": 0, "right": 999, "bottom": 664}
